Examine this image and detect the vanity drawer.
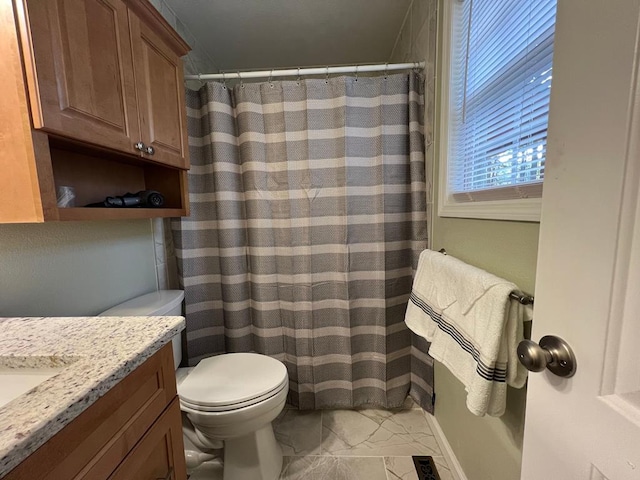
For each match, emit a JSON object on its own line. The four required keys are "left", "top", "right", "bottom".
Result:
{"left": 108, "top": 398, "right": 187, "bottom": 480}
{"left": 4, "top": 343, "right": 176, "bottom": 480}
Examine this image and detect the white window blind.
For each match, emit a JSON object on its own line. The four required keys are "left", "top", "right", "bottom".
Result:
{"left": 449, "top": 0, "right": 557, "bottom": 201}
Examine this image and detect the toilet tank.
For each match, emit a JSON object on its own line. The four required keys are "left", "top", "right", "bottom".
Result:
{"left": 99, "top": 290, "right": 185, "bottom": 369}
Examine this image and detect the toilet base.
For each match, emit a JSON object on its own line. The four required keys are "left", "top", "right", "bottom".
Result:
{"left": 223, "top": 424, "right": 283, "bottom": 480}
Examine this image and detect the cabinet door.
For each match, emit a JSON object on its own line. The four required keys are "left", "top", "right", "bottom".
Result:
{"left": 23, "top": 0, "right": 141, "bottom": 155}
{"left": 109, "top": 398, "right": 187, "bottom": 480}
{"left": 129, "top": 14, "right": 189, "bottom": 169}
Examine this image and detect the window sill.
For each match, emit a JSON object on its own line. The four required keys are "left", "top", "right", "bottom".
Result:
{"left": 438, "top": 197, "right": 542, "bottom": 222}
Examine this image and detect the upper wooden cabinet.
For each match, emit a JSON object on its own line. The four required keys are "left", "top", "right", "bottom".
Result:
{"left": 129, "top": 10, "right": 189, "bottom": 168}
{"left": 0, "top": 0, "right": 191, "bottom": 223}
{"left": 21, "top": 0, "right": 190, "bottom": 169}
{"left": 23, "top": 0, "right": 140, "bottom": 156}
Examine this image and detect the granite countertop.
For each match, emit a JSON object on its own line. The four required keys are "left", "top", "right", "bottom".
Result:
{"left": 0, "top": 315, "right": 185, "bottom": 478}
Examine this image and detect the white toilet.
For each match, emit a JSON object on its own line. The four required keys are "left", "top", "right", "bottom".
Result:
{"left": 99, "top": 290, "right": 288, "bottom": 480}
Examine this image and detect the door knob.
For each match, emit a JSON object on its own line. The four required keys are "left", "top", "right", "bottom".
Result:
{"left": 517, "top": 335, "right": 576, "bottom": 378}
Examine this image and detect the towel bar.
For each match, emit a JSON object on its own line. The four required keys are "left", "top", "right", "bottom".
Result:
{"left": 509, "top": 292, "right": 534, "bottom": 305}
{"left": 437, "top": 248, "right": 534, "bottom": 305}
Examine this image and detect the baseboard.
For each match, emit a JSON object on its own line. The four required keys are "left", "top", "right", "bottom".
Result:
{"left": 425, "top": 414, "right": 469, "bottom": 480}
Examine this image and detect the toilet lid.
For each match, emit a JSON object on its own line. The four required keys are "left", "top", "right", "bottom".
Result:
{"left": 178, "top": 353, "right": 288, "bottom": 409}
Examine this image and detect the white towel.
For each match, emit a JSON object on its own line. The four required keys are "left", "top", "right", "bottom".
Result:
{"left": 405, "top": 249, "right": 533, "bottom": 417}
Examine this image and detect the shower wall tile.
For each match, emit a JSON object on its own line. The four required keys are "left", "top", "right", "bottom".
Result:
{"left": 414, "top": 21, "right": 431, "bottom": 67}
{"left": 389, "top": 0, "right": 437, "bottom": 252}
{"left": 175, "top": 18, "right": 197, "bottom": 48}
{"left": 148, "top": 0, "right": 220, "bottom": 77}
{"left": 412, "top": 0, "right": 430, "bottom": 38}
{"left": 152, "top": 218, "right": 180, "bottom": 290}
{"left": 156, "top": 266, "right": 167, "bottom": 291}
{"left": 159, "top": 3, "right": 177, "bottom": 29}
{"left": 390, "top": 0, "right": 437, "bottom": 65}
{"left": 396, "top": 27, "right": 412, "bottom": 64}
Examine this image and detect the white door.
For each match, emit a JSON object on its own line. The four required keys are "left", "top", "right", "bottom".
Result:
{"left": 521, "top": 0, "right": 640, "bottom": 479}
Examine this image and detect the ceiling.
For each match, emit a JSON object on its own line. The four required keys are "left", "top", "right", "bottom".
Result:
{"left": 163, "top": 0, "right": 411, "bottom": 72}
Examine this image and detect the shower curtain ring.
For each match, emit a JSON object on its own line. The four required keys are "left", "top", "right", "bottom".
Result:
{"left": 325, "top": 66, "right": 329, "bottom": 83}
{"left": 269, "top": 69, "right": 274, "bottom": 87}
{"left": 238, "top": 71, "right": 243, "bottom": 88}
{"left": 297, "top": 67, "right": 301, "bottom": 85}
{"left": 355, "top": 64, "right": 358, "bottom": 81}
{"left": 222, "top": 71, "right": 227, "bottom": 89}
{"left": 384, "top": 62, "right": 388, "bottom": 79}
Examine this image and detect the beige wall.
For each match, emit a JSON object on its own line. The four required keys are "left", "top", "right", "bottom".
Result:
{"left": 393, "top": 1, "right": 540, "bottom": 478}
{"left": 0, "top": 220, "right": 158, "bottom": 317}
{"left": 431, "top": 218, "right": 538, "bottom": 480}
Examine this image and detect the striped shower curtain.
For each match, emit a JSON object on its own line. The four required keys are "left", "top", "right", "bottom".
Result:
{"left": 172, "top": 72, "right": 434, "bottom": 411}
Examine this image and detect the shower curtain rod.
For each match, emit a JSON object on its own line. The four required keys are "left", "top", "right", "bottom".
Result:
{"left": 184, "top": 61, "right": 426, "bottom": 82}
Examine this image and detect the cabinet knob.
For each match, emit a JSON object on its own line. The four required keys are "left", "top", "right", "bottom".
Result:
{"left": 145, "top": 145, "right": 155, "bottom": 155}
{"left": 134, "top": 141, "right": 146, "bottom": 152}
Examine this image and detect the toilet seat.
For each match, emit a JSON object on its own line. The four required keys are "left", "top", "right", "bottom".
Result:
{"left": 178, "top": 353, "right": 288, "bottom": 412}
{"left": 180, "top": 378, "right": 288, "bottom": 412}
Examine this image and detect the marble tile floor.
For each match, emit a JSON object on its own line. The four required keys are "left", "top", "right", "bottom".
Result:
{"left": 189, "top": 399, "right": 454, "bottom": 480}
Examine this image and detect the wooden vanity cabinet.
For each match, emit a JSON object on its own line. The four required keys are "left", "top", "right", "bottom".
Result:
{"left": 3, "top": 343, "right": 188, "bottom": 480}
{"left": 0, "top": 0, "right": 191, "bottom": 223}
{"left": 108, "top": 398, "right": 185, "bottom": 480}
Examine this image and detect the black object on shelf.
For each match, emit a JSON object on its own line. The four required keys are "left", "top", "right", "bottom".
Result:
{"left": 86, "top": 190, "right": 165, "bottom": 208}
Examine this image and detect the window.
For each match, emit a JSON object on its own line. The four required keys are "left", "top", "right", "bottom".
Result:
{"left": 439, "top": 0, "right": 557, "bottom": 221}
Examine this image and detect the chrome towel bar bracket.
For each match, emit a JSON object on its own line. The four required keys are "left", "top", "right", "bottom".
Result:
{"left": 509, "top": 292, "right": 534, "bottom": 305}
